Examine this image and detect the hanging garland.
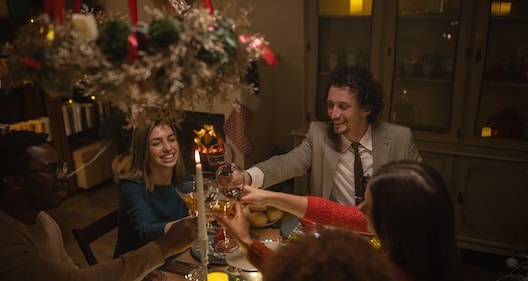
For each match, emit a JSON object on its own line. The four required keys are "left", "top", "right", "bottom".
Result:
{"left": 0, "top": 0, "right": 277, "bottom": 128}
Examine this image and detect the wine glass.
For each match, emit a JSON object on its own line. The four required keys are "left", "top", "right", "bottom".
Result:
{"left": 206, "top": 142, "right": 235, "bottom": 170}
{"left": 203, "top": 171, "right": 220, "bottom": 235}
{"left": 208, "top": 191, "right": 236, "bottom": 257}
{"left": 213, "top": 162, "right": 245, "bottom": 254}
{"left": 175, "top": 179, "right": 218, "bottom": 217}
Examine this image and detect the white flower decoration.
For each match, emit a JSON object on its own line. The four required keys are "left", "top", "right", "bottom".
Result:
{"left": 71, "top": 14, "right": 98, "bottom": 41}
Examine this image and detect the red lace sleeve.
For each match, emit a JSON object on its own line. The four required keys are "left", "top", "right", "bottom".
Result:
{"left": 246, "top": 240, "right": 276, "bottom": 271}
{"left": 303, "top": 196, "right": 370, "bottom": 233}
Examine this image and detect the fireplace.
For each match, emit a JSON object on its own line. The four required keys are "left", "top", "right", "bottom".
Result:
{"left": 177, "top": 91, "right": 252, "bottom": 174}
{"left": 177, "top": 111, "right": 225, "bottom": 173}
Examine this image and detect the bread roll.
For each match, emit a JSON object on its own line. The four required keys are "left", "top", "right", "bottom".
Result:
{"left": 266, "top": 207, "right": 284, "bottom": 222}
{"left": 247, "top": 211, "right": 269, "bottom": 227}
{"left": 242, "top": 205, "right": 251, "bottom": 217}
{"left": 249, "top": 204, "right": 268, "bottom": 212}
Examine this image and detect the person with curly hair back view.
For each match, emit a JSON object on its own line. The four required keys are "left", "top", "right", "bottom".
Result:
{"left": 243, "top": 63, "right": 421, "bottom": 206}
{"left": 263, "top": 228, "right": 404, "bottom": 281}
{"left": 217, "top": 161, "right": 464, "bottom": 281}
{"left": 0, "top": 130, "right": 198, "bottom": 281}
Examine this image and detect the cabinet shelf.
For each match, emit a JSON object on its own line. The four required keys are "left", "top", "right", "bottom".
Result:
{"left": 320, "top": 15, "right": 371, "bottom": 20}
{"left": 491, "top": 15, "right": 528, "bottom": 21}
{"left": 483, "top": 81, "right": 528, "bottom": 89}
{"left": 410, "top": 124, "right": 449, "bottom": 133}
{"left": 316, "top": 72, "right": 452, "bottom": 81}
{"left": 398, "top": 14, "right": 459, "bottom": 20}
{"left": 394, "top": 76, "right": 453, "bottom": 83}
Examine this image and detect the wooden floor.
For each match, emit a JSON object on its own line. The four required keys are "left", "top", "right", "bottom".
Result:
{"left": 47, "top": 181, "right": 515, "bottom": 280}
{"left": 47, "top": 181, "right": 119, "bottom": 268}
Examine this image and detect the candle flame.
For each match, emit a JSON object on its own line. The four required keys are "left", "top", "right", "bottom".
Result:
{"left": 195, "top": 150, "right": 201, "bottom": 164}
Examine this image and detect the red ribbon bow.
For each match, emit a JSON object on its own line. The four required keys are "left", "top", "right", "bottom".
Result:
{"left": 19, "top": 57, "right": 42, "bottom": 70}
{"left": 239, "top": 34, "right": 278, "bottom": 68}
{"left": 202, "top": 0, "right": 214, "bottom": 15}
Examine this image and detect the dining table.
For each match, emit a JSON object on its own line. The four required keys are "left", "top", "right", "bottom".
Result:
{"left": 161, "top": 216, "right": 297, "bottom": 281}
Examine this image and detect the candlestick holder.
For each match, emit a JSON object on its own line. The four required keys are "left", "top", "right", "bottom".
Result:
{"left": 185, "top": 265, "right": 207, "bottom": 281}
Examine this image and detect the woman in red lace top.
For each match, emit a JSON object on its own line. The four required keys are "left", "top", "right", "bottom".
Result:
{"left": 217, "top": 161, "right": 464, "bottom": 281}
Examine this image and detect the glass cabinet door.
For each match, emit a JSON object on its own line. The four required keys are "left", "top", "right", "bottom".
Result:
{"left": 314, "top": 0, "right": 374, "bottom": 121}
{"left": 470, "top": 1, "right": 528, "bottom": 147}
{"left": 389, "top": 0, "right": 462, "bottom": 134}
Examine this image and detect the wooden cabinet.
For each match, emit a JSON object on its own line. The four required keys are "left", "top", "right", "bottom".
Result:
{"left": 305, "top": 0, "right": 528, "bottom": 256}
{"left": 45, "top": 95, "right": 79, "bottom": 195}
{"left": 464, "top": 2, "right": 528, "bottom": 151}
{"left": 47, "top": 95, "right": 108, "bottom": 194}
{"left": 455, "top": 157, "right": 528, "bottom": 256}
{"left": 420, "top": 150, "right": 528, "bottom": 256}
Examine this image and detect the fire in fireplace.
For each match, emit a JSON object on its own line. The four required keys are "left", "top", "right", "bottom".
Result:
{"left": 177, "top": 111, "right": 225, "bottom": 173}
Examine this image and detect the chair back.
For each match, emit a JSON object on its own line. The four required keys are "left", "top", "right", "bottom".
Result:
{"left": 72, "top": 209, "right": 118, "bottom": 266}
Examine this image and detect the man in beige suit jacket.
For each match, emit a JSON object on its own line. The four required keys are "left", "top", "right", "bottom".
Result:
{"left": 245, "top": 64, "right": 421, "bottom": 205}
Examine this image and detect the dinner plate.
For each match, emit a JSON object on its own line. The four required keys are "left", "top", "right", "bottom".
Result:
{"left": 225, "top": 241, "right": 282, "bottom": 271}
{"left": 279, "top": 217, "right": 299, "bottom": 238}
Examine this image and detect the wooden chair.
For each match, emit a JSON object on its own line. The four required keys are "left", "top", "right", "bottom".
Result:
{"left": 72, "top": 209, "right": 118, "bottom": 266}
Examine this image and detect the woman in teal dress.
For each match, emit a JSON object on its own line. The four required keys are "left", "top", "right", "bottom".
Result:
{"left": 114, "top": 120, "right": 193, "bottom": 263}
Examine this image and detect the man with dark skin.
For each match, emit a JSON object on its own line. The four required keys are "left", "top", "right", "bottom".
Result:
{"left": 0, "top": 130, "right": 198, "bottom": 281}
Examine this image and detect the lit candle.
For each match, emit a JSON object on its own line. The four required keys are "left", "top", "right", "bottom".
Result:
{"left": 194, "top": 150, "right": 209, "bottom": 269}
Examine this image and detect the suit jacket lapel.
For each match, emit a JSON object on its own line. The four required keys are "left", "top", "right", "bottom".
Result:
{"left": 372, "top": 123, "right": 391, "bottom": 171}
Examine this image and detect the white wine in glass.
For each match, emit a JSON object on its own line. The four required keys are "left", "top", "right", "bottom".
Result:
{"left": 208, "top": 198, "right": 234, "bottom": 216}
{"left": 213, "top": 163, "right": 245, "bottom": 254}
{"left": 175, "top": 180, "right": 218, "bottom": 217}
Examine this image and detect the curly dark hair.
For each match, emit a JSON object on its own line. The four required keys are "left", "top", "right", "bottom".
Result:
{"left": 325, "top": 63, "right": 385, "bottom": 123}
{"left": 261, "top": 228, "right": 403, "bottom": 281}
{"left": 0, "top": 130, "right": 49, "bottom": 188}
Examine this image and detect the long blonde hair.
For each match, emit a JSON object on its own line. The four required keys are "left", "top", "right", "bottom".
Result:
{"left": 120, "top": 120, "right": 186, "bottom": 192}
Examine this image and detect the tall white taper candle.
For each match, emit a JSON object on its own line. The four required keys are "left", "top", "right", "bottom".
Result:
{"left": 194, "top": 150, "right": 209, "bottom": 270}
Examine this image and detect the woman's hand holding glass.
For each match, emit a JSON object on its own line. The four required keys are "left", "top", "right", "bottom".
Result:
{"left": 214, "top": 201, "right": 254, "bottom": 251}
{"left": 212, "top": 163, "right": 245, "bottom": 254}
{"left": 235, "top": 185, "right": 269, "bottom": 207}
